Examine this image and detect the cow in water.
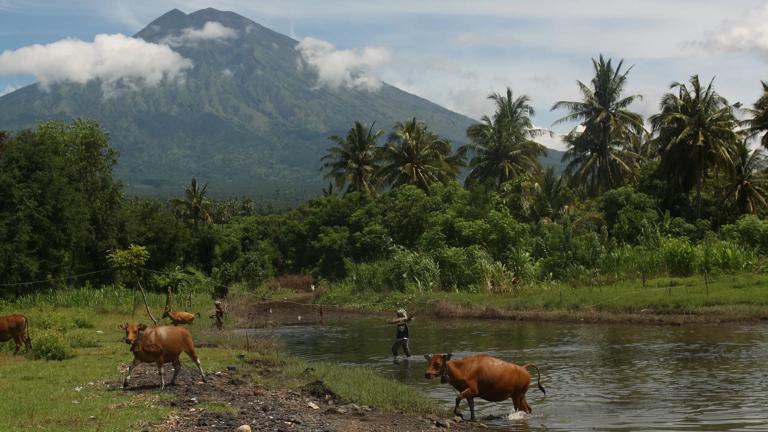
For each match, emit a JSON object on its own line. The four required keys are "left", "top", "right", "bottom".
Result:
{"left": 0, "top": 314, "right": 32, "bottom": 355}
{"left": 120, "top": 323, "right": 206, "bottom": 390}
{"left": 424, "top": 353, "right": 545, "bottom": 421}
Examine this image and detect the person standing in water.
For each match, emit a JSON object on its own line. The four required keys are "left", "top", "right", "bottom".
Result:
{"left": 389, "top": 308, "right": 413, "bottom": 360}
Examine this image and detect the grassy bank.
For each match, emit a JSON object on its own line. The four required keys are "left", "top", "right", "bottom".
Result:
{"left": 0, "top": 288, "right": 438, "bottom": 431}
{"left": 317, "top": 272, "right": 768, "bottom": 323}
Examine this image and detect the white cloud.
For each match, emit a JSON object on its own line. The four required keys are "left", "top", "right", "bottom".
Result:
{"left": 162, "top": 21, "right": 237, "bottom": 46}
{"left": 702, "top": 4, "right": 768, "bottom": 56}
{"left": 0, "top": 33, "right": 192, "bottom": 93}
{"left": 535, "top": 130, "right": 568, "bottom": 152}
{"left": 0, "top": 83, "right": 22, "bottom": 96}
{"left": 296, "top": 37, "right": 391, "bottom": 92}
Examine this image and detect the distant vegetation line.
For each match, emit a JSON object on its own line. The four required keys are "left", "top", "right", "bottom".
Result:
{"left": 2, "top": 55, "right": 768, "bottom": 303}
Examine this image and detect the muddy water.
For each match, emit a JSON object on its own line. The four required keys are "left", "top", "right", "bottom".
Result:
{"left": 248, "top": 318, "right": 768, "bottom": 431}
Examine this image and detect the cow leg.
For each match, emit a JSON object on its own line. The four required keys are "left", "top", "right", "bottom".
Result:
{"left": 158, "top": 361, "right": 166, "bottom": 390}
{"left": 521, "top": 396, "right": 532, "bottom": 414}
{"left": 170, "top": 358, "right": 181, "bottom": 385}
{"left": 186, "top": 348, "right": 207, "bottom": 383}
{"left": 466, "top": 397, "right": 477, "bottom": 421}
{"left": 511, "top": 395, "right": 520, "bottom": 412}
{"left": 123, "top": 358, "right": 140, "bottom": 389}
{"left": 456, "top": 387, "right": 479, "bottom": 421}
{"left": 12, "top": 334, "right": 22, "bottom": 355}
{"left": 453, "top": 397, "right": 464, "bottom": 419}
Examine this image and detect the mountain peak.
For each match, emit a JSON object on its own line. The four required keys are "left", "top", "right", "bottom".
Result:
{"left": 0, "top": 7, "right": 481, "bottom": 198}
{"left": 135, "top": 8, "right": 260, "bottom": 41}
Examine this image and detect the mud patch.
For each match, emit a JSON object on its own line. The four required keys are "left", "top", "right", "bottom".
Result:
{"left": 112, "top": 364, "right": 497, "bottom": 431}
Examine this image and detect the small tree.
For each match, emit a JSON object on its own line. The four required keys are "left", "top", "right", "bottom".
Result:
{"left": 107, "top": 244, "right": 157, "bottom": 325}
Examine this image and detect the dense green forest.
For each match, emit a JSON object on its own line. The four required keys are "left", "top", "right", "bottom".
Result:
{"left": 2, "top": 56, "right": 768, "bottom": 297}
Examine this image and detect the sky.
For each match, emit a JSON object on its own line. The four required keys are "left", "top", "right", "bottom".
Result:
{"left": 1, "top": 0, "right": 768, "bottom": 150}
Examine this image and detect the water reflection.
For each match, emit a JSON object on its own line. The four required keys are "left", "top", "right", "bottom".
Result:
{"left": 248, "top": 319, "right": 768, "bottom": 430}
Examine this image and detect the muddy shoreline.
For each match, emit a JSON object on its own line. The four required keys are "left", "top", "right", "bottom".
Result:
{"left": 237, "top": 296, "right": 768, "bottom": 327}
{"left": 120, "top": 363, "right": 495, "bottom": 431}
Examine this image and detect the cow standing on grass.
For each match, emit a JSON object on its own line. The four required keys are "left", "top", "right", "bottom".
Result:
{"left": 162, "top": 310, "right": 197, "bottom": 326}
{"left": 0, "top": 314, "right": 32, "bottom": 355}
{"left": 162, "top": 287, "right": 197, "bottom": 325}
{"left": 424, "top": 353, "right": 545, "bottom": 421}
{"left": 120, "top": 323, "right": 206, "bottom": 390}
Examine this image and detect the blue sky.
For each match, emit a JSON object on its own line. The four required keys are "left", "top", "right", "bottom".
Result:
{"left": 2, "top": 0, "right": 768, "bottom": 149}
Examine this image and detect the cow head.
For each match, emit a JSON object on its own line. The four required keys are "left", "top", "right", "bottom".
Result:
{"left": 424, "top": 353, "right": 452, "bottom": 379}
{"left": 119, "top": 323, "right": 147, "bottom": 345}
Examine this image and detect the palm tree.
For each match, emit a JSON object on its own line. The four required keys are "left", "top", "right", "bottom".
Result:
{"left": 722, "top": 141, "right": 768, "bottom": 215}
{"left": 650, "top": 75, "right": 740, "bottom": 218}
{"left": 530, "top": 167, "right": 572, "bottom": 221}
{"left": 171, "top": 178, "right": 212, "bottom": 227}
{"left": 463, "top": 88, "right": 546, "bottom": 188}
{"left": 378, "top": 118, "right": 463, "bottom": 189}
{"left": 322, "top": 121, "right": 383, "bottom": 194}
{"left": 552, "top": 55, "right": 645, "bottom": 196}
{"left": 742, "top": 81, "right": 768, "bottom": 149}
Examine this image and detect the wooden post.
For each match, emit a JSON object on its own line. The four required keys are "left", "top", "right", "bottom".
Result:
{"left": 137, "top": 279, "right": 158, "bottom": 325}
{"left": 704, "top": 271, "right": 709, "bottom": 297}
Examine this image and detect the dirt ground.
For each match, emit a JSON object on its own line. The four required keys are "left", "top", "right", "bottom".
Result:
{"left": 236, "top": 297, "right": 386, "bottom": 328}
{"left": 114, "top": 365, "right": 497, "bottom": 432}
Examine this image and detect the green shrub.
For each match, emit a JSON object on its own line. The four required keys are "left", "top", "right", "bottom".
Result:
{"left": 383, "top": 249, "right": 439, "bottom": 293}
{"left": 32, "top": 332, "right": 76, "bottom": 361}
{"left": 721, "top": 215, "right": 768, "bottom": 253}
{"left": 700, "top": 239, "right": 755, "bottom": 273}
{"left": 661, "top": 237, "right": 700, "bottom": 277}
{"left": 72, "top": 315, "right": 94, "bottom": 329}
{"left": 34, "top": 314, "right": 72, "bottom": 332}
{"left": 344, "top": 249, "right": 439, "bottom": 293}
{"left": 68, "top": 330, "right": 101, "bottom": 348}
{"left": 432, "top": 247, "right": 474, "bottom": 290}
{"left": 504, "top": 247, "right": 536, "bottom": 284}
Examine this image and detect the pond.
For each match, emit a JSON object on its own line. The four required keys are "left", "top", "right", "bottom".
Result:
{"left": 247, "top": 317, "right": 768, "bottom": 431}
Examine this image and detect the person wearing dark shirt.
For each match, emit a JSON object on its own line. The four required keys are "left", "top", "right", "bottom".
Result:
{"left": 388, "top": 308, "right": 413, "bottom": 359}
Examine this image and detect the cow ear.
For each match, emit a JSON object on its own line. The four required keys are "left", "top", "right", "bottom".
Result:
{"left": 423, "top": 354, "right": 431, "bottom": 361}
{"left": 119, "top": 323, "right": 126, "bottom": 330}
{"left": 444, "top": 353, "right": 452, "bottom": 361}
{"left": 137, "top": 323, "right": 147, "bottom": 331}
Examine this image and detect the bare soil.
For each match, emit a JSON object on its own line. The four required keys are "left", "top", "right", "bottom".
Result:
{"left": 113, "top": 365, "right": 497, "bottom": 432}
{"left": 237, "top": 296, "right": 388, "bottom": 328}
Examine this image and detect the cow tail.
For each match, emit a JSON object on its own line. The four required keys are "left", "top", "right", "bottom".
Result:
{"left": 524, "top": 364, "right": 545, "bottom": 395}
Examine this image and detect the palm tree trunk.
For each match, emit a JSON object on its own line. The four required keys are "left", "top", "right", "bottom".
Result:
{"left": 696, "top": 147, "right": 703, "bottom": 220}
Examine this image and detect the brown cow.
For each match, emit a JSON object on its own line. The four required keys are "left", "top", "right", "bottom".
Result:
{"left": 0, "top": 314, "right": 32, "bottom": 355}
{"left": 424, "top": 353, "right": 545, "bottom": 421}
{"left": 120, "top": 323, "right": 206, "bottom": 390}
{"left": 162, "top": 310, "right": 196, "bottom": 326}
{"left": 162, "top": 287, "right": 197, "bottom": 325}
